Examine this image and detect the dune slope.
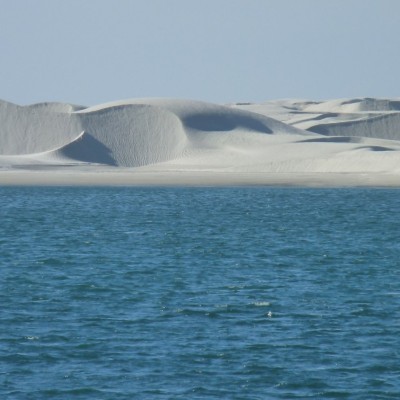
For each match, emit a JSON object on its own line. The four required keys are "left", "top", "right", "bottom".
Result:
{"left": 0, "top": 100, "right": 82, "bottom": 155}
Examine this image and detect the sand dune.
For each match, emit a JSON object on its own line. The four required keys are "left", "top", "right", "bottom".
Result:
{"left": 303, "top": 98, "right": 400, "bottom": 113}
{"left": 0, "top": 100, "right": 82, "bottom": 155}
{"left": 1, "top": 97, "right": 400, "bottom": 186}
{"left": 306, "top": 113, "right": 400, "bottom": 140}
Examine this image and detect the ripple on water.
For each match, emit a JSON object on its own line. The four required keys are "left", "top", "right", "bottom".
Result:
{"left": 1, "top": 187, "right": 400, "bottom": 399}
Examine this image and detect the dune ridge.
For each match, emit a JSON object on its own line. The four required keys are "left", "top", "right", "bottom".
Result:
{"left": 2, "top": 97, "right": 400, "bottom": 186}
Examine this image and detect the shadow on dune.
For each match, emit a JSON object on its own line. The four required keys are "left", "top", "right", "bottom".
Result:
{"left": 183, "top": 113, "right": 272, "bottom": 133}
{"left": 355, "top": 146, "right": 396, "bottom": 152}
{"left": 290, "top": 111, "right": 340, "bottom": 120}
{"left": 307, "top": 125, "right": 336, "bottom": 135}
{"left": 297, "top": 136, "right": 362, "bottom": 144}
{"left": 59, "top": 132, "right": 116, "bottom": 165}
{"left": 298, "top": 137, "right": 396, "bottom": 151}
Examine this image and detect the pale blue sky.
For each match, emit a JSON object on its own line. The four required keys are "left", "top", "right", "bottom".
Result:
{"left": 1, "top": 0, "right": 399, "bottom": 105}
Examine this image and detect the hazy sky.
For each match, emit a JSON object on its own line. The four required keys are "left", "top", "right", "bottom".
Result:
{"left": 1, "top": 0, "right": 399, "bottom": 105}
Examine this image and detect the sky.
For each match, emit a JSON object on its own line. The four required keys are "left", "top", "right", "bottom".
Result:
{"left": 1, "top": 0, "right": 400, "bottom": 106}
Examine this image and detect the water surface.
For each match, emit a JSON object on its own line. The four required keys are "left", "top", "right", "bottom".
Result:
{"left": 1, "top": 187, "right": 400, "bottom": 399}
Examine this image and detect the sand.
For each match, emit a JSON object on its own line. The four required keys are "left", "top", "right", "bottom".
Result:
{"left": 1, "top": 97, "right": 400, "bottom": 187}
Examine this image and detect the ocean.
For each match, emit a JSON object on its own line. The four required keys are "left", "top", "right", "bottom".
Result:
{"left": 1, "top": 187, "right": 400, "bottom": 399}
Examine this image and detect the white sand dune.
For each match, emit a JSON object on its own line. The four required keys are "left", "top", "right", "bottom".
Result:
{"left": 1, "top": 97, "right": 400, "bottom": 186}
{"left": 303, "top": 98, "right": 400, "bottom": 113}
{"left": 0, "top": 100, "right": 82, "bottom": 155}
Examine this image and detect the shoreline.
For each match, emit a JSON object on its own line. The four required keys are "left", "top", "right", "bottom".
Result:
{"left": 1, "top": 170, "right": 400, "bottom": 188}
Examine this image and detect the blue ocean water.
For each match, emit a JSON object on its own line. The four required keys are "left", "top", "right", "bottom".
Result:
{"left": 1, "top": 187, "right": 400, "bottom": 399}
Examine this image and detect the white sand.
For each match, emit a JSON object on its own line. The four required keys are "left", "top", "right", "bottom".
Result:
{"left": 1, "top": 97, "right": 400, "bottom": 187}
